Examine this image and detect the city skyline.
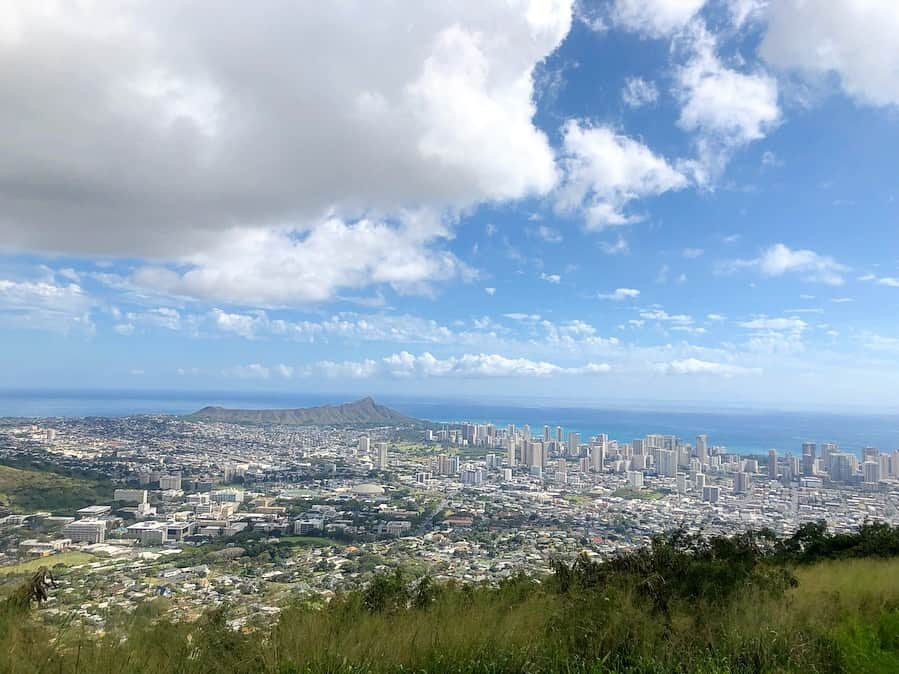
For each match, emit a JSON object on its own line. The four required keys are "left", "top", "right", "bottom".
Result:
{"left": 2, "top": 1, "right": 899, "bottom": 408}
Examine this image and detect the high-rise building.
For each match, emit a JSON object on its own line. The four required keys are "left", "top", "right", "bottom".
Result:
{"left": 733, "top": 471, "right": 750, "bottom": 494}
{"left": 821, "top": 442, "right": 838, "bottom": 472}
{"left": 358, "top": 436, "right": 371, "bottom": 455}
{"left": 591, "top": 439, "right": 606, "bottom": 472}
{"left": 696, "top": 435, "right": 709, "bottom": 464}
{"left": 676, "top": 473, "right": 689, "bottom": 494}
{"left": 863, "top": 461, "right": 881, "bottom": 484}
{"left": 159, "top": 474, "right": 182, "bottom": 490}
{"left": 767, "top": 449, "right": 778, "bottom": 480}
{"left": 507, "top": 440, "right": 517, "bottom": 467}
{"left": 862, "top": 447, "right": 880, "bottom": 463}
{"left": 543, "top": 425, "right": 550, "bottom": 443}
{"left": 567, "top": 431, "right": 581, "bottom": 457}
{"left": 556, "top": 426, "right": 563, "bottom": 445}
{"left": 801, "top": 442, "right": 816, "bottom": 476}
{"left": 657, "top": 449, "right": 677, "bottom": 477}
{"left": 830, "top": 453, "right": 854, "bottom": 483}
{"left": 436, "top": 454, "right": 460, "bottom": 475}
{"left": 63, "top": 519, "right": 106, "bottom": 544}
{"left": 880, "top": 453, "right": 892, "bottom": 480}
{"left": 376, "top": 442, "right": 388, "bottom": 470}
{"left": 628, "top": 471, "right": 644, "bottom": 490}
{"left": 526, "top": 441, "right": 546, "bottom": 468}
{"left": 702, "top": 485, "right": 720, "bottom": 503}
{"left": 632, "top": 439, "right": 645, "bottom": 455}
{"left": 461, "top": 467, "right": 484, "bottom": 486}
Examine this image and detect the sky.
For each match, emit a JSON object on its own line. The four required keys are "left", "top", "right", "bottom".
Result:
{"left": 1, "top": 0, "right": 898, "bottom": 411}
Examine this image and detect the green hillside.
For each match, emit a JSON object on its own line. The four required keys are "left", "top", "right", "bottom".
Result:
{"left": 4, "top": 523, "right": 899, "bottom": 673}
{"left": 0, "top": 463, "right": 114, "bottom": 514}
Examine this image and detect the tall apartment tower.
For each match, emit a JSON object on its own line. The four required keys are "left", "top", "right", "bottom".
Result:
{"left": 696, "top": 435, "right": 709, "bottom": 464}
{"left": 591, "top": 437, "right": 606, "bottom": 472}
{"left": 801, "top": 442, "right": 817, "bottom": 476}
{"left": 767, "top": 449, "right": 778, "bottom": 480}
{"left": 821, "top": 442, "right": 838, "bottom": 473}
{"left": 567, "top": 431, "right": 581, "bottom": 458}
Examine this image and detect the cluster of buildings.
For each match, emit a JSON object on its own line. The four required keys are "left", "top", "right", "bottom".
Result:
{"left": 0, "top": 414, "right": 897, "bottom": 629}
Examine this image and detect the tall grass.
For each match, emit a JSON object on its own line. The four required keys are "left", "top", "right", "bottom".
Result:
{"left": 3, "top": 524, "right": 899, "bottom": 673}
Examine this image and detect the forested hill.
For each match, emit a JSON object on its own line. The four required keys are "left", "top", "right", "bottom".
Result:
{"left": 187, "top": 397, "right": 421, "bottom": 426}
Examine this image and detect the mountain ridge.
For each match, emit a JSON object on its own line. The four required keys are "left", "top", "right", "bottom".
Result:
{"left": 186, "top": 396, "right": 421, "bottom": 426}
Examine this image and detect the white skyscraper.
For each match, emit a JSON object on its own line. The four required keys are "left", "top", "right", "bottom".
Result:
{"left": 567, "top": 431, "right": 581, "bottom": 457}
{"left": 864, "top": 461, "right": 881, "bottom": 484}
{"left": 733, "top": 472, "right": 750, "bottom": 494}
{"left": 658, "top": 449, "right": 677, "bottom": 477}
{"left": 696, "top": 435, "right": 708, "bottom": 464}
{"left": 628, "top": 470, "right": 644, "bottom": 490}
{"left": 591, "top": 435, "right": 607, "bottom": 472}
{"left": 358, "top": 436, "right": 370, "bottom": 455}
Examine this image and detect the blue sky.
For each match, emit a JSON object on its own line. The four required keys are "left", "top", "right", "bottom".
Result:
{"left": 1, "top": 1, "right": 898, "bottom": 410}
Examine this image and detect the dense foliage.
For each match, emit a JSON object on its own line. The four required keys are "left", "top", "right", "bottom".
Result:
{"left": 3, "top": 522, "right": 899, "bottom": 672}
{"left": 0, "top": 462, "right": 115, "bottom": 514}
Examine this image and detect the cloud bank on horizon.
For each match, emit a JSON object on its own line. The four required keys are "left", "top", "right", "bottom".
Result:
{"left": 1, "top": 0, "right": 898, "bottom": 409}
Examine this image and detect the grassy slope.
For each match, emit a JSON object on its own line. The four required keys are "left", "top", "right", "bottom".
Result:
{"left": 0, "top": 555, "right": 897, "bottom": 673}
{"left": 0, "top": 464, "right": 114, "bottom": 514}
{"left": 0, "top": 552, "right": 95, "bottom": 575}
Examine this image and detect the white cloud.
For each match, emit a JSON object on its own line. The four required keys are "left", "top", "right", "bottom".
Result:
{"left": 682, "top": 247, "right": 704, "bottom": 258}
{"left": 598, "top": 288, "right": 641, "bottom": 301}
{"left": 761, "top": 150, "right": 783, "bottom": 168}
{"left": 622, "top": 77, "right": 659, "bottom": 108}
{"left": 611, "top": 0, "right": 707, "bottom": 37}
{"left": 532, "top": 225, "right": 563, "bottom": 243}
{"left": 654, "top": 358, "right": 759, "bottom": 377}
{"left": 0, "top": 277, "right": 95, "bottom": 334}
{"left": 739, "top": 317, "right": 807, "bottom": 331}
{"left": 503, "top": 313, "right": 542, "bottom": 322}
{"left": 122, "top": 307, "right": 184, "bottom": 332}
{"left": 539, "top": 272, "right": 562, "bottom": 284}
{"left": 675, "top": 22, "right": 780, "bottom": 182}
{"left": 739, "top": 315, "right": 806, "bottom": 355}
{"left": 640, "top": 308, "right": 693, "bottom": 325}
{"left": 728, "top": 0, "right": 769, "bottom": 28}
{"left": 760, "top": 0, "right": 899, "bottom": 108}
{"left": 707, "top": 313, "right": 726, "bottom": 321}
{"left": 877, "top": 277, "right": 899, "bottom": 288}
{"left": 600, "top": 236, "right": 630, "bottom": 255}
{"left": 0, "top": 1, "right": 572, "bottom": 303}
{"left": 722, "top": 243, "right": 848, "bottom": 285}
{"left": 226, "top": 363, "right": 271, "bottom": 380}
{"left": 864, "top": 333, "right": 899, "bottom": 354}
{"left": 484, "top": 287, "right": 496, "bottom": 296}
{"left": 557, "top": 121, "right": 687, "bottom": 229}
{"left": 302, "top": 351, "right": 613, "bottom": 379}
{"left": 133, "top": 215, "right": 473, "bottom": 306}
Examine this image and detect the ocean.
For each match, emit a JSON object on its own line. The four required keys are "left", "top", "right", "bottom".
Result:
{"left": 2, "top": 389, "right": 898, "bottom": 457}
